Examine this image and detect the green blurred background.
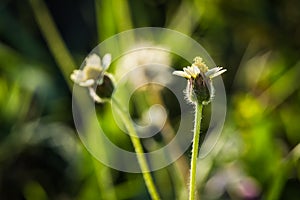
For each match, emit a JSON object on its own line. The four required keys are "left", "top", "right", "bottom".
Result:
{"left": 1, "top": 0, "right": 300, "bottom": 199}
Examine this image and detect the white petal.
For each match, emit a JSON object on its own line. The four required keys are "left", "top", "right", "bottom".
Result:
{"left": 183, "top": 67, "right": 194, "bottom": 77}
{"left": 70, "top": 70, "right": 84, "bottom": 83}
{"left": 193, "top": 66, "right": 200, "bottom": 74}
{"left": 183, "top": 67, "right": 189, "bottom": 73}
{"left": 79, "top": 79, "right": 95, "bottom": 87}
{"left": 209, "top": 69, "right": 227, "bottom": 79}
{"left": 205, "top": 67, "right": 223, "bottom": 77}
{"left": 190, "top": 68, "right": 196, "bottom": 77}
{"left": 88, "top": 87, "right": 104, "bottom": 103}
{"left": 188, "top": 66, "right": 195, "bottom": 75}
{"left": 173, "top": 71, "right": 191, "bottom": 79}
{"left": 85, "top": 54, "right": 101, "bottom": 68}
{"left": 187, "top": 66, "right": 200, "bottom": 78}
{"left": 102, "top": 54, "right": 112, "bottom": 70}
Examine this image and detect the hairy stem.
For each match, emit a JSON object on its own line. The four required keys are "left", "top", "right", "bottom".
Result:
{"left": 189, "top": 103, "right": 203, "bottom": 200}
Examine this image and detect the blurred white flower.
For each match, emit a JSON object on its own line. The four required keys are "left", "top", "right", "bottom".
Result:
{"left": 71, "top": 54, "right": 111, "bottom": 86}
{"left": 115, "top": 44, "right": 171, "bottom": 87}
{"left": 70, "top": 53, "right": 113, "bottom": 103}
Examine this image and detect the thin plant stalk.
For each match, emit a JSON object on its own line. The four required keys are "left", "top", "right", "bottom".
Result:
{"left": 189, "top": 103, "right": 203, "bottom": 200}
{"left": 173, "top": 57, "right": 226, "bottom": 200}
{"left": 29, "top": 0, "right": 75, "bottom": 87}
{"left": 112, "top": 98, "right": 161, "bottom": 200}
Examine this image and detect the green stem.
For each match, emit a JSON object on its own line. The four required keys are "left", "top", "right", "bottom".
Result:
{"left": 112, "top": 98, "right": 161, "bottom": 200}
{"left": 29, "top": 0, "right": 76, "bottom": 87}
{"left": 189, "top": 103, "right": 203, "bottom": 200}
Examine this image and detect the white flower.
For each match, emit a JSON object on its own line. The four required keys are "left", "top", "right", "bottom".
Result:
{"left": 70, "top": 53, "right": 112, "bottom": 103}
{"left": 205, "top": 67, "right": 227, "bottom": 79}
{"left": 173, "top": 66, "right": 226, "bottom": 79}
{"left": 173, "top": 65, "right": 200, "bottom": 79}
{"left": 70, "top": 53, "right": 111, "bottom": 87}
{"left": 114, "top": 45, "right": 171, "bottom": 88}
{"left": 172, "top": 57, "right": 226, "bottom": 105}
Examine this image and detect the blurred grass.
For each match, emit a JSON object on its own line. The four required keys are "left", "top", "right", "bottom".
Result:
{"left": 0, "top": 0, "right": 300, "bottom": 199}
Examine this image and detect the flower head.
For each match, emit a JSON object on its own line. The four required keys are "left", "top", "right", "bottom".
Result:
{"left": 173, "top": 57, "right": 226, "bottom": 105}
{"left": 70, "top": 53, "right": 114, "bottom": 103}
{"left": 71, "top": 53, "right": 111, "bottom": 86}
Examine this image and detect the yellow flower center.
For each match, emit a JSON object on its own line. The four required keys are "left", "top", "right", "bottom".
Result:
{"left": 84, "top": 66, "right": 102, "bottom": 80}
{"left": 192, "top": 57, "right": 209, "bottom": 73}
